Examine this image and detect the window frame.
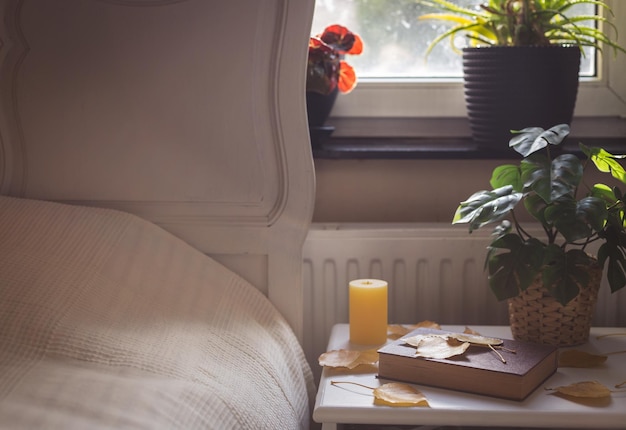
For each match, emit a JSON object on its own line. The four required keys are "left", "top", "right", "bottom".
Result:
{"left": 327, "top": 0, "right": 626, "bottom": 122}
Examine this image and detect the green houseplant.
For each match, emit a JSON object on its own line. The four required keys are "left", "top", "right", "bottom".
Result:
{"left": 419, "top": 0, "right": 624, "bottom": 53}
{"left": 453, "top": 124, "right": 626, "bottom": 345}
{"left": 416, "top": 0, "right": 626, "bottom": 147}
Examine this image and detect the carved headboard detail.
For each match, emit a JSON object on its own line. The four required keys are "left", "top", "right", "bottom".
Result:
{"left": 0, "top": 0, "right": 316, "bottom": 339}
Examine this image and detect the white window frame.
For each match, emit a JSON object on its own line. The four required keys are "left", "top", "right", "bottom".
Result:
{"left": 329, "top": 0, "right": 626, "bottom": 120}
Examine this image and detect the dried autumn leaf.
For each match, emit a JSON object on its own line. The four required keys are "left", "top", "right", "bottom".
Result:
{"left": 373, "top": 382, "right": 430, "bottom": 407}
{"left": 330, "top": 380, "right": 430, "bottom": 408}
{"left": 318, "top": 349, "right": 378, "bottom": 369}
{"left": 319, "top": 349, "right": 360, "bottom": 368}
{"left": 387, "top": 325, "right": 411, "bottom": 340}
{"left": 387, "top": 321, "right": 441, "bottom": 340}
{"left": 463, "top": 326, "right": 481, "bottom": 335}
{"left": 596, "top": 332, "right": 626, "bottom": 340}
{"left": 448, "top": 332, "right": 503, "bottom": 347}
{"left": 548, "top": 381, "right": 611, "bottom": 398}
{"left": 558, "top": 350, "right": 608, "bottom": 368}
{"left": 404, "top": 334, "right": 441, "bottom": 348}
{"left": 404, "top": 334, "right": 470, "bottom": 359}
{"left": 349, "top": 349, "right": 379, "bottom": 368}
{"left": 414, "top": 320, "right": 441, "bottom": 330}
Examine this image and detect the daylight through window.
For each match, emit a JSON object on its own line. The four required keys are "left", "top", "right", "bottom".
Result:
{"left": 311, "top": 0, "right": 596, "bottom": 79}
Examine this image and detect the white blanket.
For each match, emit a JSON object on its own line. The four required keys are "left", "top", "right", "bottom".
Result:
{"left": 0, "top": 196, "right": 314, "bottom": 429}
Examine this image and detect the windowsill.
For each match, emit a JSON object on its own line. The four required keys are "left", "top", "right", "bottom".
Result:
{"left": 312, "top": 116, "right": 626, "bottom": 159}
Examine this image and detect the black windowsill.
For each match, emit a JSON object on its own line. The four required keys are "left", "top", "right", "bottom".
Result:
{"left": 312, "top": 117, "right": 626, "bottom": 160}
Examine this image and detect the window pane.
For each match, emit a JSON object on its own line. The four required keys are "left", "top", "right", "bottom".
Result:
{"left": 311, "top": 0, "right": 595, "bottom": 79}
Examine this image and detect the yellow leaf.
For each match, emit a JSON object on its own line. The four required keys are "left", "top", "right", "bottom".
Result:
{"left": 319, "top": 349, "right": 360, "bottom": 368}
{"left": 463, "top": 326, "right": 481, "bottom": 335}
{"left": 596, "top": 332, "right": 626, "bottom": 340}
{"left": 414, "top": 320, "right": 441, "bottom": 330}
{"left": 373, "top": 382, "right": 430, "bottom": 407}
{"left": 403, "top": 333, "right": 440, "bottom": 348}
{"left": 330, "top": 380, "right": 430, "bottom": 407}
{"left": 387, "top": 325, "right": 410, "bottom": 339}
{"left": 448, "top": 332, "right": 503, "bottom": 347}
{"left": 558, "top": 350, "right": 608, "bottom": 368}
{"left": 318, "top": 349, "right": 378, "bottom": 369}
{"left": 548, "top": 381, "right": 612, "bottom": 398}
{"left": 404, "top": 334, "right": 470, "bottom": 359}
{"left": 349, "top": 349, "right": 379, "bottom": 368}
{"left": 387, "top": 321, "right": 441, "bottom": 340}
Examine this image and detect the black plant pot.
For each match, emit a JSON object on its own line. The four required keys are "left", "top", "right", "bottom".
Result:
{"left": 306, "top": 88, "right": 338, "bottom": 148}
{"left": 463, "top": 46, "right": 581, "bottom": 148}
{"left": 306, "top": 88, "right": 339, "bottom": 127}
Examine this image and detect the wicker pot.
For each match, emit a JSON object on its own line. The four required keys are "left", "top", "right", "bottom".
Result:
{"left": 507, "top": 265, "right": 602, "bottom": 347}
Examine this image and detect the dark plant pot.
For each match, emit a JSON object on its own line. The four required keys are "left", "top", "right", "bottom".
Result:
{"left": 463, "top": 46, "right": 581, "bottom": 148}
{"left": 306, "top": 87, "right": 339, "bottom": 127}
{"left": 306, "top": 87, "right": 338, "bottom": 148}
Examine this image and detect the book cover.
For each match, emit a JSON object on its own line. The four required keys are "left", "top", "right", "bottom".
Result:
{"left": 377, "top": 328, "right": 558, "bottom": 400}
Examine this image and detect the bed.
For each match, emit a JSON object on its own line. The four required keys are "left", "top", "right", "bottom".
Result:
{"left": 0, "top": 196, "right": 315, "bottom": 429}
{"left": 0, "top": 1, "right": 317, "bottom": 428}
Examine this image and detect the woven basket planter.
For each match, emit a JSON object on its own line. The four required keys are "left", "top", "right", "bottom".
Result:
{"left": 507, "top": 266, "right": 602, "bottom": 347}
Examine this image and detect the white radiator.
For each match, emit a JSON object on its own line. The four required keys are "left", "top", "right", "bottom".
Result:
{"left": 302, "top": 223, "right": 626, "bottom": 374}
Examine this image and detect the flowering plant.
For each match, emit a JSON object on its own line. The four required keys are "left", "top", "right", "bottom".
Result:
{"left": 307, "top": 24, "right": 363, "bottom": 95}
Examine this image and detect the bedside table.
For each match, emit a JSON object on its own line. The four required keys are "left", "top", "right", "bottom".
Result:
{"left": 313, "top": 324, "right": 626, "bottom": 429}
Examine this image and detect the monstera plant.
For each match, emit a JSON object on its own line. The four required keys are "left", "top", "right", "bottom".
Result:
{"left": 453, "top": 124, "right": 626, "bottom": 306}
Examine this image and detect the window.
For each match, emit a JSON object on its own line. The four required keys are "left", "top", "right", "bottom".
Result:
{"left": 311, "top": 0, "right": 626, "bottom": 120}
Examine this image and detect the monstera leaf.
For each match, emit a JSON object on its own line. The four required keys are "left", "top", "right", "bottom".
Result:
{"left": 521, "top": 153, "right": 583, "bottom": 204}
{"left": 544, "top": 197, "right": 608, "bottom": 243}
{"left": 542, "top": 246, "right": 597, "bottom": 305}
{"left": 550, "top": 154, "right": 584, "bottom": 200}
{"left": 453, "top": 186, "right": 523, "bottom": 232}
{"left": 490, "top": 164, "right": 523, "bottom": 191}
{"left": 581, "top": 144, "right": 626, "bottom": 184}
{"left": 598, "top": 239, "right": 626, "bottom": 293}
{"left": 509, "top": 124, "right": 570, "bottom": 157}
{"left": 523, "top": 193, "right": 550, "bottom": 226}
{"left": 520, "top": 153, "right": 551, "bottom": 202}
{"left": 487, "top": 234, "right": 545, "bottom": 300}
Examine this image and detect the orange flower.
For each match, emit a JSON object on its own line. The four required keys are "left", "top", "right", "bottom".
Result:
{"left": 307, "top": 25, "right": 363, "bottom": 95}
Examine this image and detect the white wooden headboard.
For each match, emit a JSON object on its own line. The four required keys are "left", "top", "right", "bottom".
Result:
{"left": 0, "top": 0, "right": 316, "bottom": 340}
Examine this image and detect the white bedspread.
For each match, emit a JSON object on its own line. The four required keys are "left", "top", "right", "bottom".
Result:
{"left": 0, "top": 196, "right": 315, "bottom": 429}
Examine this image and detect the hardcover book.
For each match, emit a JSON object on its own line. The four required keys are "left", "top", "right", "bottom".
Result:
{"left": 377, "top": 328, "right": 558, "bottom": 400}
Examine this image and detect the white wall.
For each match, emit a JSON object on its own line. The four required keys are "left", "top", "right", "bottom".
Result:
{"left": 312, "top": 158, "right": 614, "bottom": 223}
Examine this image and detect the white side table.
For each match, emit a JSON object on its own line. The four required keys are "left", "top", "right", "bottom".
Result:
{"left": 313, "top": 324, "right": 626, "bottom": 429}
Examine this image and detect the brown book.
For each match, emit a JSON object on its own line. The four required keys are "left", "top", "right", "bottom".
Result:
{"left": 377, "top": 328, "right": 558, "bottom": 400}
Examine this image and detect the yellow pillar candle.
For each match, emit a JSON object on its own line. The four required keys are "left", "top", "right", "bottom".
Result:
{"left": 349, "top": 279, "right": 388, "bottom": 345}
